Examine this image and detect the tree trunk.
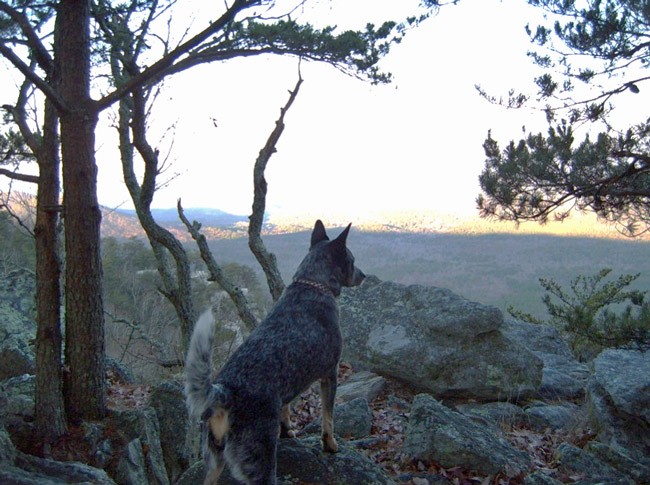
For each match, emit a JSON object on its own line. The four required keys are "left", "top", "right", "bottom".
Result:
{"left": 58, "top": 0, "right": 106, "bottom": 421}
{"left": 34, "top": 95, "right": 67, "bottom": 444}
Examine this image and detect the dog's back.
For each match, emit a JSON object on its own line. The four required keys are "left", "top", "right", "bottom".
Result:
{"left": 216, "top": 280, "right": 342, "bottom": 404}
{"left": 185, "top": 220, "right": 364, "bottom": 484}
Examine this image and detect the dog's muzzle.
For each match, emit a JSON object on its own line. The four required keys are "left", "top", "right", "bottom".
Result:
{"left": 349, "top": 268, "right": 365, "bottom": 287}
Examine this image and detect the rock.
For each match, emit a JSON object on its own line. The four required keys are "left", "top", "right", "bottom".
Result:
{"left": 502, "top": 318, "right": 590, "bottom": 400}
{"left": 402, "top": 394, "right": 530, "bottom": 477}
{"left": 1, "top": 374, "right": 36, "bottom": 451}
{"left": 148, "top": 379, "right": 190, "bottom": 482}
{"left": 591, "top": 349, "right": 650, "bottom": 422}
{"left": 523, "top": 402, "right": 581, "bottom": 432}
{"left": 177, "top": 436, "right": 396, "bottom": 485}
{"left": 106, "top": 357, "right": 136, "bottom": 385}
{"left": 586, "top": 441, "right": 650, "bottom": 484}
{"left": 0, "top": 305, "right": 36, "bottom": 381}
{"left": 114, "top": 438, "right": 148, "bottom": 485}
{"left": 587, "top": 349, "right": 650, "bottom": 466}
{"left": 107, "top": 408, "right": 170, "bottom": 485}
{"left": 553, "top": 443, "right": 635, "bottom": 485}
{"left": 302, "top": 397, "right": 373, "bottom": 439}
{"left": 0, "top": 425, "right": 17, "bottom": 466}
{"left": 80, "top": 421, "right": 114, "bottom": 469}
{"left": 396, "top": 473, "right": 452, "bottom": 485}
{"left": 0, "top": 268, "right": 36, "bottom": 316}
{"left": 339, "top": 276, "right": 543, "bottom": 401}
{"left": 280, "top": 436, "right": 394, "bottom": 485}
{"left": 4, "top": 451, "right": 116, "bottom": 484}
{"left": 337, "top": 370, "right": 386, "bottom": 403}
{"left": 522, "top": 470, "right": 564, "bottom": 484}
{"left": 455, "top": 401, "right": 528, "bottom": 429}
{"left": 0, "top": 269, "right": 37, "bottom": 381}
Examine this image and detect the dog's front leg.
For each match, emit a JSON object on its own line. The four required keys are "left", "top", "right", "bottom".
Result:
{"left": 320, "top": 369, "right": 338, "bottom": 453}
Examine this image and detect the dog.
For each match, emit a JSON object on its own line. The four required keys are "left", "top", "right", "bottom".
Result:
{"left": 185, "top": 220, "right": 365, "bottom": 484}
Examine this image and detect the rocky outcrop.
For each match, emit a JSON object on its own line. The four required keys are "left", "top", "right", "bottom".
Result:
{"left": 2, "top": 272, "right": 649, "bottom": 484}
{"left": 0, "top": 423, "right": 116, "bottom": 485}
{"left": 1, "top": 374, "right": 36, "bottom": 452}
{"left": 336, "top": 370, "right": 387, "bottom": 403}
{"left": 107, "top": 408, "right": 170, "bottom": 485}
{"left": 553, "top": 443, "right": 636, "bottom": 485}
{"left": 402, "top": 393, "right": 531, "bottom": 477}
{"left": 586, "top": 349, "right": 650, "bottom": 482}
{"left": 502, "top": 318, "right": 590, "bottom": 400}
{"left": 0, "top": 269, "right": 37, "bottom": 381}
{"left": 177, "top": 436, "right": 396, "bottom": 485}
{"left": 302, "top": 397, "right": 373, "bottom": 439}
{"left": 340, "top": 276, "right": 543, "bottom": 401}
{"left": 148, "top": 379, "right": 191, "bottom": 483}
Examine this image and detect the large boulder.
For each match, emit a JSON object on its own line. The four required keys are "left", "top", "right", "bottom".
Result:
{"left": 553, "top": 443, "right": 635, "bottom": 485}
{"left": 0, "top": 269, "right": 37, "bottom": 381}
{"left": 0, "top": 423, "right": 115, "bottom": 485}
{"left": 1, "top": 374, "right": 36, "bottom": 451}
{"left": 402, "top": 393, "right": 531, "bottom": 477}
{"left": 0, "top": 268, "right": 36, "bottom": 316}
{"left": 586, "top": 349, "right": 650, "bottom": 478}
{"left": 178, "top": 436, "right": 396, "bottom": 485}
{"left": 107, "top": 408, "right": 170, "bottom": 485}
{"left": 301, "top": 397, "right": 373, "bottom": 440}
{"left": 148, "top": 379, "right": 191, "bottom": 483}
{"left": 501, "top": 318, "right": 590, "bottom": 400}
{"left": 339, "top": 276, "right": 542, "bottom": 401}
{"left": 336, "top": 370, "right": 386, "bottom": 403}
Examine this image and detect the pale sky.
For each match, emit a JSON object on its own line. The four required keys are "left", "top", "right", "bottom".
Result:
{"left": 3, "top": 0, "right": 648, "bottom": 219}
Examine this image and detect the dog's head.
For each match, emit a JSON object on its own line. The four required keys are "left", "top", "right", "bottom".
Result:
{"left": 294, "top": 220, "right": 365, "bottom": 296}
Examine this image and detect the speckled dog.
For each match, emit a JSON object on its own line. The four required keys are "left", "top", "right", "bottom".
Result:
{"left": 185, "top": 220, "right": 365, "bottom": 484}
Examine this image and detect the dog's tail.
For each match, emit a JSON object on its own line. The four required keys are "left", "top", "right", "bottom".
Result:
{"left": 184, "top": 309, "right": 232, "bottom": 419}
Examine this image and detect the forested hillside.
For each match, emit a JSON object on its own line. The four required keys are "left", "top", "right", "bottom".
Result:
{"left": 3, "top": 201, "right": 649, "bottom": 322}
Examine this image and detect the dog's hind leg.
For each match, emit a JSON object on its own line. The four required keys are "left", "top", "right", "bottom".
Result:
{"left": 226, "top": 415, "right": 279, "bottom": 485}
{"left": 203, "top": 453, "right": 225, "bottom": 485}
{"left": 202, "top": 433, "right": 226, "bottom": 485}
{"left": 320, "top": 368, "right": 339, "bottom": 453}
{"left": 279, "top": 404, "right": 295, "bottom": 438}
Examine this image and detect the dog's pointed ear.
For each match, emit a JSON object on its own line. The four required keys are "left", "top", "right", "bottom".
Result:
{"left": 330, "top": 223, "right": 351, "bottom": 250}
{"left": 311, "top": 219, "right": 329, "bottom": 247}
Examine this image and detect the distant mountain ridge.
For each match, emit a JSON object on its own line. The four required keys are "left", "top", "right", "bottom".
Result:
{"left": 115, "top": 207, "right": 249, "bottom": 226}
{"left": 102, "top": 207, "right": 250, "bottom": 241}
{"left": 2, "top": 192, "right": 643, "bottom": 241}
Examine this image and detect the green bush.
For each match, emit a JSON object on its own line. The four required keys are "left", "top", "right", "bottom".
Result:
{"left": 508, "top": 268, "right": 650, "bottom": 360}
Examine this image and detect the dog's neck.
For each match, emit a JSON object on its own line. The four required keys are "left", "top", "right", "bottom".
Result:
{"left": 293, "top": 278, "right": 336, "bottom": 298}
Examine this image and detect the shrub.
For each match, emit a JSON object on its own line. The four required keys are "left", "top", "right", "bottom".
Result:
{"left": 508, "top": 268, "right": 650, "bottom": 360}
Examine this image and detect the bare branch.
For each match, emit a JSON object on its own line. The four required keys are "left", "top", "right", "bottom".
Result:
{"left": 249, "top": 71, "right": 303, "bottom": 302}
{"left": 0, "top": 168, "right": 39, "bottom": 184}
{"left": 177, "top": 199, "right": 259, "bottom": 332}
{"left": 115, "top": 81, "right": 196, "bottom": 352}
{"left": 0, "top": 43, "right": 67, "bottom": 113}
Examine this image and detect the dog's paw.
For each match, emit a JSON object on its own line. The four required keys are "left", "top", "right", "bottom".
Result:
{"left": 322, "top": 433, "right": 338, "bottom": 453}
{"left": 279, "top": 426, "right": 296, "bottom": 439}
{"left": 279, "top": 419, "right": 297, "bottom": 439}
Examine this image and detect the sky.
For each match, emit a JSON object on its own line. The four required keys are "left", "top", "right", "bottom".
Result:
{"left": 90, "top": 0, "right": 550, "bottom": 218}
{"left": 3, "top": 0, "right": 648, "bottom": 220}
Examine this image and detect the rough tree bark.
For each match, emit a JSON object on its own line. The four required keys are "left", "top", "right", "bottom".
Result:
{"left": 34, "top": 97, "right": 67, "bottom": 443}
{"left": 3, "top": 76, "right": 67, "bottom": 442}
{"left": 58, "top": 0, "right": 106, "bottom": 420}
